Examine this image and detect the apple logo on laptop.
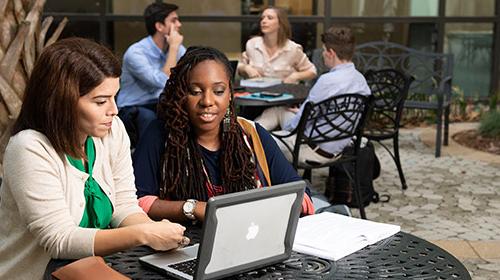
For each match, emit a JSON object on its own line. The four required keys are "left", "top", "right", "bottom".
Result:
{"left": 246, "top": 222, "right": 259, "bottom": 240}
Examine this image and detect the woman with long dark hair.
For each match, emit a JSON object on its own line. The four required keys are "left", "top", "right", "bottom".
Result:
{"left": 133, "top": 46, "right": 314, "bottom": 222}
{"left": 237, "top": 7, "right": 316, "bottom": 83}
{"left": 0, "top": 38, "right": 188, "bottom": 280}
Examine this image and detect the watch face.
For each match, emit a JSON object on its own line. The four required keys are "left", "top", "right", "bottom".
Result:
{"left": 183, "top": 202, "right": 194, "bottom": 213}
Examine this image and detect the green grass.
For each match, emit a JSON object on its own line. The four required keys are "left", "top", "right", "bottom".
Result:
{"left": 479, "top": 110, "right": 500, "bottom": 137}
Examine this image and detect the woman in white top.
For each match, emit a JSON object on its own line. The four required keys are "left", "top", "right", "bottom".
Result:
{"left": 238, "top": 7, "right": 317, "bottom": 83}
{"left": 0, "top": 38, "right": 189, "bottom": 280}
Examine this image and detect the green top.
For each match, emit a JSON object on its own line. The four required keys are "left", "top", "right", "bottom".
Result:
{"left": 67, "top": 137, "right": 113, "bottom": 229}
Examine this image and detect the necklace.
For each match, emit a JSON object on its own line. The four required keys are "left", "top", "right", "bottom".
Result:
{"left": 200, "top": 158, "right": 222, "bottom": 198}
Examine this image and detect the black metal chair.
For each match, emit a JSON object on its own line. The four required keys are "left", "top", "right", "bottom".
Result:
{"left": 353, "top": 41, "right": 454, "bottom": 157}
{"left": 272, "top": 94, "right": 373, "bottom": 219}
{"left": 363, "top": 69, "right": 414, "bottom": 191}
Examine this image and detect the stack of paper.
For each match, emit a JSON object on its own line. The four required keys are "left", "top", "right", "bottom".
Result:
{"left": 293, "top": 212, "right": 400, "bottom": 261}
{"left": 240, "top": 77, "right": 282, "bottom": 88}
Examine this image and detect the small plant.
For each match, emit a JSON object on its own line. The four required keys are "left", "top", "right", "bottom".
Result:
{"left": 452, "top": 85, "right": 467, "bottom": 119}
{"left": 489, "top": 90, "right": 499, "bottom": 112}
{"left": 479, "top": 111, "right": 500, "bottom": 137}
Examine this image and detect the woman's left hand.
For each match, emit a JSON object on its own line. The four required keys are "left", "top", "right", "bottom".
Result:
{"left": 139, "top": 220, "right": 187, "bottom": 251}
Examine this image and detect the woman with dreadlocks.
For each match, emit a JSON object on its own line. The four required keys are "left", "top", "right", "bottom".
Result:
{"left": 133, "top": 46, "right": 314, "bottom": 222}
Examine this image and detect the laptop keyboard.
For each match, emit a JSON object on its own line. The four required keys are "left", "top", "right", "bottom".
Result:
{"left": 168, "top": 259, "right": 198, "bottom": 276}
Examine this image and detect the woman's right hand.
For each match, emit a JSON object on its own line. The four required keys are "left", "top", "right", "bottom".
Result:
{"left": 139, "top": 220, "right": 187, "bottom": 251}
{"left": 244, "top": 65, "right": 262, "bottom": 79}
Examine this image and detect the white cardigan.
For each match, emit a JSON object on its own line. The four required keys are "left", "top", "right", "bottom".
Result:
{"left": 0, "top": 117, "right": 144, "bottom": 280}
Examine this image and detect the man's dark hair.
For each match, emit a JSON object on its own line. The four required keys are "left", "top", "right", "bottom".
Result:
{"left": 144, "top": 2, "right": 179, "bottom": 36}
{"left": 321, "top": 26, "right": 355, "bottom": 61}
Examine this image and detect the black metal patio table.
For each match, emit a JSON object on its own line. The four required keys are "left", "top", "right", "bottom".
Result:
{"left": 234, "top": 83, "right": 310, "bottom": 119}
{"left": 105, "top": 228, "right": 471, "bottom": 280}
{"left": 234, "top": 83, "right": 310, "bottom": 107}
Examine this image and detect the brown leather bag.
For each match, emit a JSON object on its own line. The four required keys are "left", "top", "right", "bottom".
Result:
{"left": 51, "top": 256, "right": 130, "bottom": 280}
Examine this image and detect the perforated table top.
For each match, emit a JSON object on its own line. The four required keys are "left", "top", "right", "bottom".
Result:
{"left": 105, "top": 230, "right": 470, "bottom": 280}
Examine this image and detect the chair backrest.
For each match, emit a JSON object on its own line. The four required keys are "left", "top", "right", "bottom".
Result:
{"left": 294, "top": 93, "right": 372, "bottom": 160}
{"left": 353, "top": 41, "right": 453, "bottom": 102}
{"left": 363, "top": 69, "right": 414, "bottom": 136}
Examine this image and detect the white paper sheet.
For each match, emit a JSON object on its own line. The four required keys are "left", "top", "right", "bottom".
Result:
{"left": 293, "top": 212, "right": 400, "bottom": 260}
{"left": 239, "top": 77, "right": 282, "bottom": 88}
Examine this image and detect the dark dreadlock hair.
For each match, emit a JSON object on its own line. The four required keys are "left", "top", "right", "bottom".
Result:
{"left": 157, "top": 46, "right": 257, "bottom": 200}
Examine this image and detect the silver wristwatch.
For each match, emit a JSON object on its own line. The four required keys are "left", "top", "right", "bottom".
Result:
{"left": 182, "top": 199, "right": 198, "bottom": 220}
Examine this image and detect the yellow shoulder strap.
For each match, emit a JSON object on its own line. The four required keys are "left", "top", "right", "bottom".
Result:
{"left": 237, "top": 117, "right": 272, "bottom": 186}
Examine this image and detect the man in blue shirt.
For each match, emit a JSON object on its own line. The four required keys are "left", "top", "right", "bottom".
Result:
{"left": 255, "top": 26, "right": 371, "bottom": 165}
{"left": 117, "top": 2, "right": 187, "bottom": 146}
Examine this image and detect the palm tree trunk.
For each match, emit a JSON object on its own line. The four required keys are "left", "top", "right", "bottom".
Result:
{"left": 0, "top": 0, "right": 67, "bottom": 169}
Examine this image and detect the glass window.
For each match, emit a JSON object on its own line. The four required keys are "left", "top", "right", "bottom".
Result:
{"left": 46, "top": 0, "right": 102, "bottom": 13}
{"left": 290, "top": 22, "right": 319, "bottom": 54}
{"left": 181, "top": 22, "right": 243, "bottom": 58}
{"left": 242, "top": 0, "right": 271, "bottom": 15}
{"left": 274, "top": 0, "right": 323, "bottom": 15}
{"left": 331, "top": 0, "right": 438, "bottom": 17}
{"left": 410, "top": 0, "right": 438, "bottom": 16}
{"left": 445, "top": 0, "right": 495, "bottom": 16}
{"left": 112, "top": 22, "right": 148, "bottom": 57}
{"left": 350, "top": 23, "right": 410, "bottom": 45}
{"left": 445, "top": 23, "right": 493, "bottom": 98}
{"left": 46, "top": 20, "right": 100, "bottom": 42}
{"left": 110, "top": 0, "right": 152, "bottom": 15}
{"left": 347, "top": 22, "right": 437, "bottom": 51}
{"left": 111, "top": 0, "right": 251, "bottom": 16}
{"left": 167, "top": 0, "right": 243, "bottom": 16}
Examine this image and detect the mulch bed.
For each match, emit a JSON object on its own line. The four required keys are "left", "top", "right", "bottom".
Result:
{"left": 452, "top": 129, "right": 500, "bottom": 155}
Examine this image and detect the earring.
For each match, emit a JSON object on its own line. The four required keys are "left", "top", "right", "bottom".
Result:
{"left": 223, "top": 107, "right": 231, "bottom": 133}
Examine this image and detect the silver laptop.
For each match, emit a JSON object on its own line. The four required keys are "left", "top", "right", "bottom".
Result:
{"left": 139, "top": 181, "right": 306, "bottom": 280}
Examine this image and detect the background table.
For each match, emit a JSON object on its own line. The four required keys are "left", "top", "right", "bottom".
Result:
{"left": 234, "top": 83, "right": 310, "bottom": 120}
{"left": 234, "top": 83, "right": 310, "bottom": 107}
{"left": 105, "top": 230, "right": 471, "bottom": 279}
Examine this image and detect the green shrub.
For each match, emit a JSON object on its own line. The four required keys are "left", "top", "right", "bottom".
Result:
{"left": 479, "top": 111, "right": 500, "bottom": 137}
{"left": 489, "top": 93, "right": 498, "bottom": 111}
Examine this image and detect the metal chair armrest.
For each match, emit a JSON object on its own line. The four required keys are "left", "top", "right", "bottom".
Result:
{"left": 270, "top": 129, "right": 296, "bottom": 139}
{"left": 270, "top": 130, "right": 296, "bottom": 156}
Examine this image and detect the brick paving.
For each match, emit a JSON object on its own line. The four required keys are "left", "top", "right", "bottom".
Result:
{"left": 309, "top": 123, "right": 500, "bottom": 279}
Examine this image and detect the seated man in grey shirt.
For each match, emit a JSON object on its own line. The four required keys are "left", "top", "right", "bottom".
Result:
{"left": 255, "top": 25, "right": 371, "bottom": 165}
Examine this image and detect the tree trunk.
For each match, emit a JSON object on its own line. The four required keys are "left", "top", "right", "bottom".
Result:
{"left": 0, "top": 0, "right": 67, "bottom": 169}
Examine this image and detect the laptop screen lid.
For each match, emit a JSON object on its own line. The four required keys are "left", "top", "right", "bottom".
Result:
{"left": 139, "top": 181, "right": 305, "bottom": 280}
{"left": 195, "top": 180, "right": 305, "bottom": 280}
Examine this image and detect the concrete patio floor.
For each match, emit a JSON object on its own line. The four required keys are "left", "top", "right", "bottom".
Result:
{"left": 308, "top": 122, "right": 500, "bottom": 280}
